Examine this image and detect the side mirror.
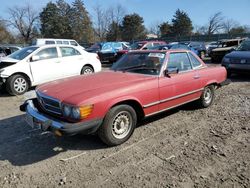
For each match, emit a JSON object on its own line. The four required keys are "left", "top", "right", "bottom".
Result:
{"left": 164, "top": 67, "right": 179, "bottom": 77}
{"left": 142, "top": 47, "right": 148, "bottom": 50}
{"left": 31, "top": 55, "right": 40, "bottom": 62}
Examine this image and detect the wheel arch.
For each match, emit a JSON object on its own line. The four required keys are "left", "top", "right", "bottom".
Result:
{"left": 9, "top": 72, "right": 32, "bottom": 87}
{"left": 81, "top": 64, "right": 94, "bottom": 74}
{"left": 109, "top": 99, "right": 145, "bottom": 122}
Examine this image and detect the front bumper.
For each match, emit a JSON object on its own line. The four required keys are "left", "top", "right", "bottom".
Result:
{"left": 20, "top": 99, "right": 103, "bottom": 136}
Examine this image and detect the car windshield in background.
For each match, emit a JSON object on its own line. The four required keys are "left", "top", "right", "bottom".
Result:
{"left": 130, "top": 43, "right": 145, "bottom": 50}
{"left": 236, "top": 40, "right": 250, "bottom": 51}
{"left": 9, "top": 46, "right": 38, "bottom": 60}
{"left": 111, "top": 52, "right": 165, "bottom": 75}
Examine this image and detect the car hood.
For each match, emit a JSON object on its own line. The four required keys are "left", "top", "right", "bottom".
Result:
{"left": 225, "top": 51, "right": 250, "bottom": 59}
{"left": 37, "top": 71, "right": 153, "bottom": 105}
{"left": 0, "top": 57, "right": 19, "bottom": 63}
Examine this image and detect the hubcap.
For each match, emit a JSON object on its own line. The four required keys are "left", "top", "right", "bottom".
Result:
{"left": 83, "top": 68, "right": 93, "bottom": 74}
{"left": 204, "top": 88, "right": 212, "bottom": 104}
{"left": 112, "top": 111, "right": 132, "bottom": 139}
{"left": 14, "top": 77, "right": 27, "bottom": 93}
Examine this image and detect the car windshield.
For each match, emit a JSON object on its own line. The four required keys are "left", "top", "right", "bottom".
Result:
{"left": 89, "top": 43, "right": 101, "bottom": 50}
{"left": 170, "top": 44, "right": 189, "bottom": 50}
{"left": 8, "top": 46, "right": 38, "bottom": 60}
{"left": 130, "top": 42, "right": 145, "bottom": 50}
{"left": 111, "top": 52, "right": 165, "bottom": 75}
{"left": 236, "top": 40, "right": 250, "bottom": 51}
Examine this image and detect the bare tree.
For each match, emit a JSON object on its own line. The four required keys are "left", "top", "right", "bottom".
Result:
{"left": 0, "top": 19, "right": 14, "bottom": 43}
{"left": 93, "top": 5, "right": 110, "bottom": 41}
{"left": 206, "top": 12, "right": 224, "bottom": 36}
{"left": 92, "top": 4, "right": 126, "bottom": 41}
{"left": 107, "top": 4, "right": 126, "bottom": 25}
{"left": 223, "top": 19, "right": 239, "bottom": 34}
{"left": 8, "top": 4, "right": 39, "bottom": 44}
{"left": 148, "top": 21, "right": 161, "bottom": 37}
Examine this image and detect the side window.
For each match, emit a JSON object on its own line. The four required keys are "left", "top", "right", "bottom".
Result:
{"left": 188, "top": 52, "right": 201, "bottom": 68}
{"left": 56, "top": 41, "right": 63, "bottom": 44}
{"left": 35, "top": 47, "right": 58, "bottom": 60}
{"left": 45, "top": 41, "right": 55, "bottom": 44}
{"left": 167, "top": 52, "right": 192, "bottom": 72}
{"left": 60, "top": 47, "right": 80, "bottom": 57}
{"left": 62, "top": 41, "right": 69, "bottom": 45}
{"left": 102, "top": 43, "right": 113, "bottom": 51}
{"left": 70, "top": 41, "right": 77, "bottom": 46}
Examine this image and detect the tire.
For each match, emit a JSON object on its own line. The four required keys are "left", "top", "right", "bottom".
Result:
{"left": 6, "top": 74, "right": 29, "bottom": 95}
{"left": 227, "top": 70, "right": 232, "bottom": 77}
{"left": 200, "top": 51, "right": 205, "bottom": 59}
{"left": 81, "top": 66, "right": 94, "bottom": 75}
{"left": 197, "top": 85, "right": 215, "bottom": 108}
{"left": 98, "top": 105, "right": 137, "bottom": 146}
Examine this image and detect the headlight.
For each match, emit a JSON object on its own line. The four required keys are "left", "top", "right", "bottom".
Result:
{"left": 63, "top": 105, "right": 72, "bottom": 117}
{"left": 223, "top": 57, "right": 230, "bottom": 63}
{"left": 72, "top": 107, "right": 80, "bottom": 119}
{"left": 62, "top": 104, "right": 93, "bottom": 120}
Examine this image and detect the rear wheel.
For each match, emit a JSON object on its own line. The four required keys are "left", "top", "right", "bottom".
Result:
{"left": 81, "top": 66, "right": 94, "bottom": 75}
{"left": 197, "top": 85, "right": 215, "bottom": 108}
{"left": 98, "top": 105, "right": 137, "bottom": 146}
{"left": 6, "top": 74, "right": 29, "bottom": 95}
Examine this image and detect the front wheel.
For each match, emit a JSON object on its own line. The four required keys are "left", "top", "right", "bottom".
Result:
{"left": 6, "top": 74, "right": 29, "bottom": 95}
{"left": 81, "top": 66, "right": 94, "bottom": 75}
{"left": 197, "top": 85, "right": 215, "bottom": 108}
{"left": 98, "top": 105, "right": 137, "bottom": 146}
{"left": 200, "top": 51, "right": 205, "bottom": 59}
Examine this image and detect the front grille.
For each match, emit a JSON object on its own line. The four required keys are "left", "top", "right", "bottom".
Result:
{"left": 37, "top": 92, "right": 62, "bottom": 115}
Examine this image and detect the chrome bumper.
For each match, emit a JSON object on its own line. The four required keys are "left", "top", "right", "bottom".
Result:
{"left": 21, "top": 99, "right": 103, "bottom": 135}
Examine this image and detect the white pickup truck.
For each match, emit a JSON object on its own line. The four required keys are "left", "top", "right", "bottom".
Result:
{"left": 0, "top": 44, "right": 101, "bottom": 95}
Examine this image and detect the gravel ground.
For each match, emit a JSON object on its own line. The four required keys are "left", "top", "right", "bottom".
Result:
{"left": 0, "top": 69, "right": 249, "bottom": 187}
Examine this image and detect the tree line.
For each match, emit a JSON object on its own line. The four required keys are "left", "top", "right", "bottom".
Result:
{"left": 0, "top": 0, "right": 249, "bottom": 45}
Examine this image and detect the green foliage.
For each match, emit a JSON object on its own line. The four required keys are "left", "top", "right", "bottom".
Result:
{"left": 40, "top": 0, "right": 94, "bottom": 43}
{"left": 121, "top": 13, "right": 146, "bottom": 41}
{"left": 0, "top": 20, "right": 15, "bottom": 43}
{"left": 230, "top": 26, "right": 247, "bottom": 35}
{"left": 159, "top": 22, "right": 171, "bottom": 37}
{"left": 171, "top": 9, "right": 193, "bottom": 36}
{"left": 71, "top": 0, "right": 94, "bottom": 43}
{"left": 106, "top": 21, "right": 121, "bottom": 41}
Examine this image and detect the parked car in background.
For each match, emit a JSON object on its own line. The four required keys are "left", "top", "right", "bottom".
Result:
{"left": 116, "top": 40, "right": 166, "bottom": 60}
{"left": 0, "top": 44, "right": 101, "bottom": 95}
{"left": 222, "top": 38, "right": 250, "bottom": 76}
{"left": 149, "top": 43, "right": 199, "bottom": 56}
{"left": 86, "top": 42, "right": 128, "bottom": 63}
{"left": 32, "top": 38, "right": 85, "bottom": 50}
{"left": 179, "top": 41, "right": 207, "bottom": 59}
{"left": 21, "top": 49, "right": 228, "bottom": 146}
{"left": 206, "top": 41, "right": 219, "bottom": 56}
{"left": 210, "top": 38, "right": 245, "bottom": 63}
{"left": 0, "top": 45, "right": 22, "bottom": 57}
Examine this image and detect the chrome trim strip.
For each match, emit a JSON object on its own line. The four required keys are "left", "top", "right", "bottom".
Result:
{"left": 143, "top": 88, "right": 203, "bottom": 108}
{"left": 145, "top": 97, "right": 200, "bottom": 117}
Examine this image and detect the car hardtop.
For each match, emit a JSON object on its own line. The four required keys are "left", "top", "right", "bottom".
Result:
{"left": 28, "top": 44, "right": 85, "bottom": 50}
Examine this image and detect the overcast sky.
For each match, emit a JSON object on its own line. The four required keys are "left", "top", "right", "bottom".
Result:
{"left": 1, "top": 0, "right": 250, "bottom": 28}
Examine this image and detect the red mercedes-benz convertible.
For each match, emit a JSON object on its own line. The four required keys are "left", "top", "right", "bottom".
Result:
{"left": 20, "top": 50, "right": 229, "bottom": 146}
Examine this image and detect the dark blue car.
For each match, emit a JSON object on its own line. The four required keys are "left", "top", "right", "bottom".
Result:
{"left": 221, "top": 39, "right": 250, "bottom": 76}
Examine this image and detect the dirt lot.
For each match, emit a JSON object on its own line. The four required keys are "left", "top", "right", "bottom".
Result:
{"left": 0, "top": 67, "right": 249, "bottom": 187}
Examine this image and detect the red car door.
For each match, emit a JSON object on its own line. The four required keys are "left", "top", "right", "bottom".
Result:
{"left": 159, "top": 52, "right": 202, "bottom": 111}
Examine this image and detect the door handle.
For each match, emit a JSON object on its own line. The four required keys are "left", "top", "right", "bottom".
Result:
{"left": 193, "top": 75, "right": 200, "bottom": 79}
